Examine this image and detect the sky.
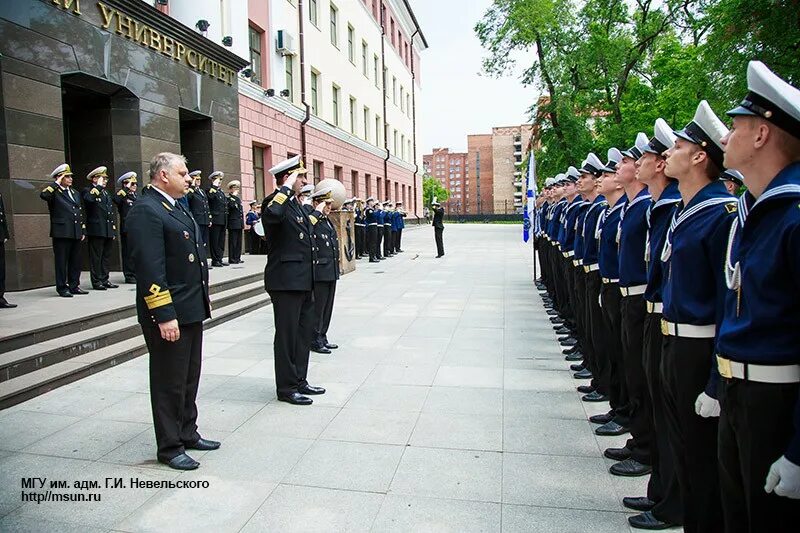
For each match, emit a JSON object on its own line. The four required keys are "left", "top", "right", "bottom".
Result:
{"left": 412, "top": 0, "right": 540, "bottom": 154}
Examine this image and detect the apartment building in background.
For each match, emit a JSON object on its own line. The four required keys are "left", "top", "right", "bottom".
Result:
{"left": 422, "top": 148, "right": 468, "bottom": 213}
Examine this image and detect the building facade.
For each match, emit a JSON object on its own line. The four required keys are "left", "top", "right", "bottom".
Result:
{"left": 422, "top": 147, "right": 467, "bottom": 213}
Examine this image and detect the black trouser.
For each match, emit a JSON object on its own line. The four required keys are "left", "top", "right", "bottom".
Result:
{"left": 396, "top": 228, "right": 402, "bottom": 251}
{"left": 620, "top": 294, "right": 652, "bottom": 465}
{"left": 383, "top": 226, "right": 392, "bottom": 256}
{"left": 600, "top": 281, "right": 629, "bottom": 419}
{"left": 585, "top": 271, "right": 609, "bottom": 394}
{"left": 313, "top": 280, "right": 336, "bottom": 347}
{"left": 367, "top": 225, "right": 378, "bottom": 260}
{"left": 88, "top": 236, "right": 113, "bottom": 287}
{"left": 53, "top": 237, "right": 82, "bottom": 293}
{"left": 228, "top": 229, "right": 242, "bottom": 262}
{"left": 198, "top": 224, "right": 209, "bottom": 249}
{"left": 120, "top": 233, "right": 134, "bottom": 280}
{"left": 561, "top": 257, "right": 577, "bottom": 327}
{"left": 375, "top": 224, "right": 383, "bottom": 259}
{"left": 210, "top": 224, "right": 225, "bottom": 263}
{"left": 390, "top": 230, "right": 398, "bottom": 253}
{"left": 434, "top": 227, "right": 444, "bottom": 256}
{"left": 572, "top": 266, "right": 587, "bottom": 349}
{"left": 246, "top": 229, "right": 257, "bottom": 254}
{"left": 719, "top": 379, "right": 800, "bottom": 533}
{"left": 355, "top": 224, "right": 365, "bottom": 257}
{"left": 142, "top": 322, "right": 203, "bottom": 462}
{"left": 642, "top": 311, "right": 682, "bottom": 524}
{"left": 0, "top": 240, "right": 6, "bottom": 298}
{"left": 661, "top": 334, "right": 723, "bottom": 533}
{"left": 268, "top": 290, "right": 313, "bottom": 396}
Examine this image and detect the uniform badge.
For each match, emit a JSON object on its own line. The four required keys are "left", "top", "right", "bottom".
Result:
{"left": 183, "top": 230, "right": 190, "bottom": 240}
{"left": 724, "top": 203, "right": 738, "bottom": 214}
{"left": 299, "top": 232, "right": 304, "bottom": 240}
{"left": 296, "top": 216, "right": 303, "bottom": 223}
{"left": 188, "top": 253, "right": 195, "bottom": 262}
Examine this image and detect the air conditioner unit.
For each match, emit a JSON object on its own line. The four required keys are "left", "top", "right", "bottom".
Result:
{"left": 276, "top": 30, "right": 296, "bottom": 56}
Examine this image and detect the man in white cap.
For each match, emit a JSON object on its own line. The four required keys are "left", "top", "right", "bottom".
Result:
{"left": 364, "top": 197, "right": 379, "bottom": 262}
{"left": 309, "top": 187, "right": 340, "bottom": 354}
{"left": 261, "top": 155, "right": 327, "bottom": 405}
{"left": 113, "top": 171, "right": 138, "bottom": 284}
{"left": 40, "top": 164, "right": 87, "bottom": 297}
{"left": 206, "top": 171, "right": 228, "bottom": 267}
{"left": 82, "top": 166, "right": 118, "bottom": 290}
{"left": 716, "top": 61, "right": 800, "bottom": 529}
{"left": 431, "top": 199, "right": 445, "bottom": 257}
{"left": 226, "top": 180, "right": 244, "bottom": 264}
{"left": 186, "top": 170, "right": 212, "bottom": 251}
{"left": 660, "top": 100, "right": 738, "bottom": 532}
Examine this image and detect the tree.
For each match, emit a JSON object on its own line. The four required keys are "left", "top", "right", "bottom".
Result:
{"left": 422, "top": 175, "right": 450, "bottom": 207}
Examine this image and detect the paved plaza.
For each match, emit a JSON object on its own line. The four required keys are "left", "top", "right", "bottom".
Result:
{"left": 0, "top": 224, "right": 649, "bottom": 532}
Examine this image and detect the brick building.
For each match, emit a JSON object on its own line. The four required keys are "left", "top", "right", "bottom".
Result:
{"left": 422, "top": 147, "right": 467, "bottom": 213}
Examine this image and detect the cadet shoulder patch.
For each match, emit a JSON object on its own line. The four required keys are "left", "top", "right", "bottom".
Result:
{"left": 309, "top": 215, "right": 319, "bottom": 225}
{"left": 209, "top": 188, "right": 216, "bottom": 194}
{"left": 724, "top": 203, "right": 738, "bottom": 214}
{"left": 44, "top": 186, "right": 54, "bottom": 193}
{"left": 144, "top": 284, "right": 172, "bottom": 310}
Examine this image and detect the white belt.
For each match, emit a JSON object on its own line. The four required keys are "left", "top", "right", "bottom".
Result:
{"left": 562, "top": 251, "right": 574, "bottom": 258}
{"left": 660, "top": 319, "right": 715, "bottom": 338}
{"left": 572, "top": 259, "right": 582, "bottom": 267}
{"left": 368, "top": 223, "right": 378, "bottom": 226}
{"left": 717, "top": 356, "right": 800, "bottom": 384}
{"left": 355, "top": 223, "right": 365, "bottom": 226}
{"left": 620, "top": 285, "right": 646, "bottom": 297}
{"left": 646, "top": 301, "right": 663, "bottom": 314}
{"left": 583, "top": 263, "right": 599, "bottom": 273}
{"left": 602, "top": 277, "right": 619, "bottom": 284}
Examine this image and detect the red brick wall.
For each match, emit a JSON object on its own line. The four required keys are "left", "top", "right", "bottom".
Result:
{"left": 467, "top": 135, "right": 494, "bottom": 214}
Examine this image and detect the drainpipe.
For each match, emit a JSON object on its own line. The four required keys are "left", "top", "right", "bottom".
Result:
{"left": 409, "top": 27, "right": 419, "bottom": 217}
{"left": 380, "top": 4, "right": 389, "bottom": 201}
{"left": 298, "top": 0, "right": 310, "bottom": 164}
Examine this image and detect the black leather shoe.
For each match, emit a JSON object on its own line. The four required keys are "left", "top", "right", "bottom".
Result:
{"left": 605, "top": 446, "right": 632, "bottom": 461}
{"left": 573, "top": 368, "right": 593, "bottom": 379}
{"left": 58, "top": 291, "right": 73, "bottom": 298}
{"left": 611, "top": 458, "right": 652, "bottom": 477}
{"left": 563, "top": 345, "right": 580, "bottom": 355}
{"left": 549, "top": 317, "right": 563, "bottom": 324}
{"left": 589, "top": 411, "right": 615, "bottom": 424}
{"left": 595, "top": 420, "right": 630, "bottom": 436}
{"left": 582, "top": 391, "right": 608, "bottom": 402}
{"left": 186, "top": 438, "right": 221, "bottom": 451}
{"left": 221, "top": 262, "right": 229, "bottom": 266}
{"left": 277, "top": 392, "right": 313, "bottom": 405}
{"left": 70, "top": 288, "right": 89, "bottom": 295}
{"left": 557, "top": 335, "right": 575, "bottom": 343}
{"left": 298, "top": 385, "right": 326, "bottom": 395}
{"left": 324, "top": 343, "right": 339, "bottom": 350}
{"left": 560, "top": 338, "right": 578, "bottom": 347}
{"left": 565, "top": 352, "right": 584, "bottom": 361}
{"left": 628, "top": 511, "right": 675, "bottom": 530}
{"left": 0, "top": 299, "right": 17, "bottom": 308}
{"left": 570, "top": 363, "right": 585, "bottom": 371}
{"left": 212, "top": 261, "right": 224, "bottom": 267}
{"left": 103, "top": 282, "right": 119, "bottom": 289}
{"left": 622, "top": 496, "right": 655, "bottom": 512}
{"left": 310, "top": 345, "right": 332, "bottom": 354}
{"left": 546, "top": 309, "right": 559, "bottom": 316}
{"left": 159, "top": 453, "right": 199, "bottom": 470}
{"left": 369, "top": 259, "right": 380, "bottom": 263}
{"left": 577, "top": 385, "right": 595, "bottom": 394}
{"left": 555, "top": 327, "right": 571, "bottom": 335}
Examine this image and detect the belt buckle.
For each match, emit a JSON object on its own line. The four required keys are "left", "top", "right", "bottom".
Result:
{"left": 660, "top": 318, "right": 669, "bottom": 336}
{"left": 717, "top": 356, "right": 733, "bottom": 379}
{"left": 646, "top": 301, "right": 654, "bottom": 313}
{"left": 583, "top": 266, "right": 589, "bottom": 273}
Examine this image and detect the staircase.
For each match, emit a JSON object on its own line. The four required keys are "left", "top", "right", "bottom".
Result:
{"left": 0, "top": 273, "right": 271, "bottom": 409}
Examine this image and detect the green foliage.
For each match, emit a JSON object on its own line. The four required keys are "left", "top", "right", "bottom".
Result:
{"left": 422, "top": 175, "right": 450, "bottom": 207}
{"left": 476, "top": 0, "right": 800, "bottom": 186}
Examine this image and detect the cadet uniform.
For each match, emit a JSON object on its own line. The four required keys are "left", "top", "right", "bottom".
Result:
{"left": 354, "top": 200, "right": 365, "bottom": 259}
{"left": 384, "top": 203, "right": 396, "bottom": 257}
{"left": 395, "top": 202, "right": 406, "bottom": 252}
{"left": 206, "top": 171, "right": 228, "bottom": 267}
{"left": 113, "top": 171, "right": 137, "bottom": 284}
{"left": 375, "top": 204, "right": 385, "bottom": 259}
{"left": 83, "top": 166, "right": 118, "bottom": 290}
{"left": 432, "top": 202, "right": 445, "bottom": 257}
{"left": 187, "top": 170, "right": 212, "bottom": 248}
{"left": 310, "top": 188, "right": 340, "bottom": 354}
{"left": 226, "top": 180, "right": 244, "bottom": 264}
{"left": 126, "top": 170, "right": 213, "bottom": 470}
{"left": 40, "top": 164, "right": 86, "bottom": 297}
{"left": 0, "top": 190, "right": 15, "bottom": 308}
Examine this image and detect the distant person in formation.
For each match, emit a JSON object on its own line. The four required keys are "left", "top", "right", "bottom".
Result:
{"left": 354, "top": 198, "right": 365, "bottom": 259}
{"left": 432, "top": 200, "right": 445, "bottom": 257}
{"left": 226, "top": 180, "right": 244, "bottom": 264}
{"left": 245, "top": 201, "right": 260, "bottom": 254}
{"left": 309, "top": 187, "right": 340, "bottom": 355}
{"left": 719, "top": 168, "right": 745, "bottom": 197}
{"left": 383, "top": 201, "right": 394, "bottom": 257}
{"left": 126, "top": 152, "right": 217, "bottom": 471}
{"left": 113, "top": 171, "right": 138, "bottom": 284}
{"left": 261, "top": 155, "right": 327, "bottom": 405}
{"left": 0, "top": 188, "right": 16, "bottom": 308}
{"left": 364, "top": 197, "right": 379, "bottom": 263}
{"left": 206, "top": 171, "right": 228, "bottom": 267}
{"left": 40, "top": 164, "right": 87, "bottom": 297}
{"left": 83, "top": 166, "right": 118, "bottom": 291}
{"left": 394, "top": 201, "right": 406, "bottom": 252}
{"left": 374, "top": 201, "right": 385, "bottom": 260}
{"left": 187, "top": 170, "right": 212, "bottom": 251}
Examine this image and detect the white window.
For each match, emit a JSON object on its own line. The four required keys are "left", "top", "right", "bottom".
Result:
{"left": 329, "top": 3, "right": 338, "bottom": 47}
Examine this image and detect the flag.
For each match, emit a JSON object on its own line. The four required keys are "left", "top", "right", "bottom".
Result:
{"left": 523, "top": 152, "right": 537, "bottom": 242}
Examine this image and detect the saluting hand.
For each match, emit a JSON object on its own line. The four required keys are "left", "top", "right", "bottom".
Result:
{"left": 284, "top": 171, "right": 299, "bottom": 191}
{"left": 159, "top": 319, "right": 180, "bottom": 342}
{"left": 301, "top": 195, "right": 313, "bottom": 207}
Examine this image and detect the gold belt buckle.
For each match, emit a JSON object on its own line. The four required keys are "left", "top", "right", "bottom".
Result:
{"left": 717, "top": 356, "right": 733, "bottom": 379}
{"left": 646, "top": 301, "right": 654, "bottom": 313}
{"left": 584, "top": 265, "right": 590, "bottom": 273}
{"left": 660, "top": 318, "right": 669, "bottom": 336}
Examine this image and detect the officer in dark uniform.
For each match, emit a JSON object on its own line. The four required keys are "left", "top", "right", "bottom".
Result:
{"left": 0, "top": 189, "right": 16, "bottom": 308}
{"left": 226, "top": 180, "right": 244, "bottom": 264}
{"left": 354, "top": 198, "right": 365, "bottom": 259}
{"left": 82, "top": 166, "right": 118, "bottom": 290}
{"left": 364, "top": 197, "right": 379, "bottom": 262}
{"left": 40, "top": 164, "right": 87, "bottom": 298}
{"left": 383, "top": 201, "right": 394, "bottom": 257}
{"left": 374, "top": 201, "right": 385, "bottom": 259}
{"left": 187, "top": 170, "right": 212, "bottom": 250}
{"left": 206, "top": 171, "right": 228, "bottom": 267}
{"left": 113, "top": 171, "right": 138, "bottom": 284}
{"left": 309, "top": 187, "right": 340, "bottom": 354}
{"left": 432, "top": 200, "right": 445, "bottom": 257}
{"left": 395, "top": 201, "right": 406, "bottom": 252}
{"left": 126, "top": 152, "right": 217, "bottom": 471}
{"left": 261, "top": 155, "right": 327, "bottom": 405}
{"left": 716, "top": 61, "right": 800, "bottom": 531}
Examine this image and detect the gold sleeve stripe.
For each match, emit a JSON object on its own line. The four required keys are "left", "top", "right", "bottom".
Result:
{"left": 144, "top": 284, "right": 172, "bottom": 310}
{"left": 309, "top": 215, "right": 319, "bottom": 225}
{"left": 44, "top": 186, "right": 54, "bottom": 193}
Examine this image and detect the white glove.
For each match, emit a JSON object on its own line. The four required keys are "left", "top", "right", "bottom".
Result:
{"left": 97, "top": 177, "right": 105, "bottom": 188}
{"left": 301, "top": 195, "right": 312, "bottom": 207}
{"left": 283, "top": 171, "right": 299, "bottom": 191}
{"left": 694, "top": 392, "right": 721, "bottom": 418}
{"left": 765, "top": 456, "right": 800, "bottom": 499}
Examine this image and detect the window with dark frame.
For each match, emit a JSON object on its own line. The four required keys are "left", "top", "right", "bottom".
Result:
{"left": 248, "top": 25, "right": 263, "bottom": 85}
{"left": 285, "top": 55, "right": 294, "bottom": 101}
{"left": 252, "top": 145, "right": 266, "bottom": 200}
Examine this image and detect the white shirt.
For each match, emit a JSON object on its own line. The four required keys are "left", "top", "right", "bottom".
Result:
{"left": 151, "top": 185, "right": 177, "bottom": 206}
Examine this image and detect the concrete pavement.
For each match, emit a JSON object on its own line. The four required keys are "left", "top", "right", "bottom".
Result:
{"left": 0, "top": 224, "right": 648, "bottom": 532}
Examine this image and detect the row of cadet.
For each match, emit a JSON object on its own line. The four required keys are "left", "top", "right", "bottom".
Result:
{"left": 348, "top": 198, "right": 407, "bottom": 262}
{"left": 534, "top": 60, "right": 800, "bottom": 532}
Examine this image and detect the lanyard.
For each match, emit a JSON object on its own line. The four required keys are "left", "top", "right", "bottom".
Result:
{"left": 660, "top": 197, "right": 736, "bottom": 262}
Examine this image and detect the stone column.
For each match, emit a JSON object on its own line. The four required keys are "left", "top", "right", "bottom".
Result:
{"left": 328, "top": 210, "right": 355, "bottom": 275}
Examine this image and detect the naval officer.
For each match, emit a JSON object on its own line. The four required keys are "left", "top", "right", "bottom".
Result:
{"left": 113, "top": 171, "right": 138, "bottom": 284}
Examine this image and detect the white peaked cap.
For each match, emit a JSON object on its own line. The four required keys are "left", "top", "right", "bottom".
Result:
{"left": 603, "top": 148, "right": 623, "bottom": 172}
{"left": 674, "top": 100, "right": 729, "bottom": 168}
{"left": 567, "top": 166, "right": 581, "bottom": 180}
{"left": 644, "top": 118, "right": 677, "bottom": 155}
{"left": 580, "top": 153, "right": 604, "bottom": 176}
{"left": 50, "top": 163, "right": 73, "bottom": 179}
{"left": 727, "top": 60, "right": 800, "bottom": 139}
{"left": 622, "top": 133, "right": 650, "bottom": 160}
{"left": 268, "top": 154, "right": 303, "bottom": 176}
{"left": 544, "top": 177, "right": 556, "bottom": 187}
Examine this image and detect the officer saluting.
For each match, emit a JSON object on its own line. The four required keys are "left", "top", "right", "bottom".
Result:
{"left": 432, "top": 199, "right": 445, "bottom": 257}
{"left": 364, "top": 197, "right": 379, "bottom": 262}
{"left": 40, "top": 164, "right": 87, "bottom": 297}
{"left": 716, "top": 61, "right": 800, "bottom": 529}
{"left": 261, "top": 155, "right": 327, "bottom": 405}
{"left": 113, "top": 171, "right": 138, "bottom": 284}
{"left": 126, "top": 152, "right": 217, "bottom": 471}
{"left": 309, "top": 187, "right": 340, "bottom": 354}
{"left": 83, "top": 167, "right": 118, "bottom": 290}
{"left": 187, "top": 170, "right": 212, "bottom": 250}
{"left": 354, "top": 198, "right": 365, "bottom": 259}
{"left": 206, "top": 171, "right": 228, "bottom": 267}
{"left": 226, "top": 180, "right": 244, "bottom": 264}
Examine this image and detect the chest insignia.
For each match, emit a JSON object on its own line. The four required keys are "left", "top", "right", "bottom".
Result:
{"left": 724, "top": 204, "right": 738, "bottom": 214}
{"left": 299, "top": 232, "right": 304, "bottom": 240}
{"left": 183, "top": 230, "right": 190, "bottom": 240}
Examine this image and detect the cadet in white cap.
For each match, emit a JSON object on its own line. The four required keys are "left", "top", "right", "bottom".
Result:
{"left": 226, "top": 180, "right": 244, "bottom": 264}
{"left": 82, "top": 166, "right": 118, "bottom": 290}
{"left": 719, "top": 169, "right": 744, "bottom": 196}
{"left": 40, "top": 164, "right": 86, "bottom": 297}
{"left": 113, "top": 171, "right": 138, "bottom": 283}
{"left": 186, "top": 171, "right": 212, "bottom": 251}
{"left": 716, "top": 61, "right": 800, "bottom": 528}
{"left": 309, "top": 187, "right": 340, "bottom": 354}
{"left": 659, "top": 100, "right": 738, "bottom": 533}
{"left": 206, "top": 171, "right": 228, "bottom": 267}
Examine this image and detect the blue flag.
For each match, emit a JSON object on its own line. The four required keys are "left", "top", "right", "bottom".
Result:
{"left": 523, "top": 152, "right": 537, "bottom": 242}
